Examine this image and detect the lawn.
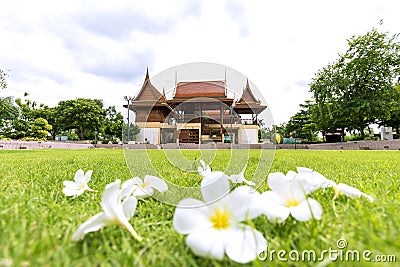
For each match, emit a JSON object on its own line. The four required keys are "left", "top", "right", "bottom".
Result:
{"left": 0, "top": 149, "right": 398, "bottom": 266}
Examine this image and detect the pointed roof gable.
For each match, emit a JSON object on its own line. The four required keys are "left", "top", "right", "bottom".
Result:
{"left": 237, "top": 79, "right": 260, "bottom": 104}
{"left": 234, "top": 79, "right": 267, "bottom": 114}
{"left": 132, "top": 68, "right": 163, "bottom": 102}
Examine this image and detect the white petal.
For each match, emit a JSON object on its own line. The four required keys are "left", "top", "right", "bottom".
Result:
{"left": 101, "top": 179, "right": 122, "bottom": 217}
{"left": 200, "top": 159, "right": 206, "bottom": 169}
{"left": 313, "top": 171, "right": 336, "bottom": 188}
{"left": 198, "top": 160, "right": 211, "bottom": 176}
{"left": 286, "top": 170, "right": 298, "bottom": 181}
{"left": 224, "top": 225, "right": 267, "bottom": 264}
{"left": 227, "top": 186, "right": 261, "bottom": 221}
{"left": 296, "top": 170, "right": 336, "bottom": 194}
{"left": 120, "top": 178, "right": 138, "bottom": 199}
{"left": 295, "top": 172, "right": 320, "bottom": 194}
{"left": 267, "top": 172, "right": 292, "bottom": 198}
{"left": 337, "top": 183, "right": 362, "bottom": 198}
{"left": 132, "top": 185, "right": 153, "bottom": 198}
{"left": 130, "top": 177, "right": 144, "bottom": 186}
{"left": 229, "top": 168, "right": 245, "bottom": 183}
{"left": 186, "top": 228, "right": 225, "bottom": 260}
{"left": 71, "top": 212, "right": 107, "bottom": 241}
{"left": 122, "top": 196, "right": 137, "bottom": 220}
{"left": 269, "top": 172, "right": 307, "bottom": 202}
{"left": 63, "top": 180, "right": 80, "bottom": 190}
{"left": 198, "top": 166, "right": 205, "bottom": 176}
{"left": 259, "top": 191, "right": 290, "bottom": 223}
{"left": 201, "top": 172, "right": 230, "bottom": 204}
{"left": 63, "top": 187, "right": 84, "bottom": 197}
{"left": 74, "top": 169, "right": 85, "bottom": 184}
{"left": 361, "top": 192, "right": 374, "bottom": 202}
{"left": 84, "top": 170, "right": 93, "bottom": 183}
{"left": 296, "top": 167, "right": 313, "bottom": 173}
{"left": 290, "top": 198, "right": 322, "bottom": 221}
{"left": 144, "top": 175, "right": 168, "bottom": 193}
{"left": 173, "top": 198, "right": 212, "bottom": 234}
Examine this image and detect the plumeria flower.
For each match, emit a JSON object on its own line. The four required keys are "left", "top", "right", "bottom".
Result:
{"left": 333, "top": 183, "right": 374, "bottom": 202}
{"left": 259, "top": 171, "right": 323, "bottom": 223}
{"left": 126, "top": 175, "right": 168, "bottom": 198}
{"left": 228, "top": 167, "right": 255, "bottom": 186}
{"left": 295, "top": 167, "right": 336, "bottom": 194}
{"left": 173, "top": 172, "right": 266, "bottom": 264}
{"left": 198, "top": 159, "right": 212, "bottom": 177}
{"left": 63, "top": 169, "right": 96, "bottom": 197}
{"left": 71, "top": 179, "right": 142, "bottom": 242}
{"left": 294, "top": 167, "right": 374, "bottom": 202}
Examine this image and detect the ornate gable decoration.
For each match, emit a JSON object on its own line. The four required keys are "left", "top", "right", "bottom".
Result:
{"left": 237, "top": 79, "right": 260, "bottom": 104}
{"left": 132, "top": 68, "right": 163, "bottom": 103}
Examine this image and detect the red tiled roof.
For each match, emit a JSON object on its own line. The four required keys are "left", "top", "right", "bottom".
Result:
{"left": 174, "top": 81, "right": 226, "bottom": 98}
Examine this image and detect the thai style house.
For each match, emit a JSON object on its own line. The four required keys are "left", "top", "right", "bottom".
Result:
{"left": 126, "top": 69, "right": 267, "bottom": 145}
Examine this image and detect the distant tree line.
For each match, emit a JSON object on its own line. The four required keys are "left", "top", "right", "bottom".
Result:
{"left": 276, "top": 29, "right": 400, "bottom": 142}
{"left": 0, "top": 71, "right": 137, "bottom": 142}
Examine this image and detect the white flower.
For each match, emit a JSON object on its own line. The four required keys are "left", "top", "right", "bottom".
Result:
{"left": 259, "top": 171, "right": 323, "bottom": 223}
{"left": 71, "top": 179, "right": 142, "bottom": 242}
{"left": 198, "top": 159, "right": 212, "bottom": 177}
{"left": 294, "top": 167, "right": 374, "bottom": 202}
{"left": 295, "top": 167, "right": 336, "bottom": 194}
{"left": 63, "top": 170, "right": 96, "bottom": 197}
{"left": 173, "top": 173, "right": 266, "bottom": 264}
{"left": 334, "top": 183, "right": 374, "bottom": 202}
{"left": 125, "top": 175, "right": 168, "bottom": 198}
{"left": 228, "top": 167, "right": 255, "bottom": 186}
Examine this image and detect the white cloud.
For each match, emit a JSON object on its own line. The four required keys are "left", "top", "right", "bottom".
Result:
{"left": 1, "top": 0, "right": 399, "bottom": 124}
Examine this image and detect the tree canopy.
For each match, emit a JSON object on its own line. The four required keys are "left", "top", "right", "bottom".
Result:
{"left": 308, "top": 28, "right": 400, "bottom": 138}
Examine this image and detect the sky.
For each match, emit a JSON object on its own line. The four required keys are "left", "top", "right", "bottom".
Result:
{"left": 1, "top": 0, "right": 399, "bottom": 125}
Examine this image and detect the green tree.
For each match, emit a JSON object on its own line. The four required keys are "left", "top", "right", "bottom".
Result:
{"left": 0, "top": 97, "right": 19, "bottom": 124}
{"left": 379, "top": 84, "right": 400, "bottom": 133}
{"left": 0, "top": 68, "right": 7, "bottom": 90}
{"left": 122, "top": 123, "right": 140, "bottom": 142}
{"left": 12, "top": 93, "right": 53, "bottom": 139}
{"left": 310, "top": 63, "right": 350, "bottom": 139}
{"left": 0, "top": 69, "right": 19, "bottom": 137}
{"left": 30, "top": 118, "right": 52, "bottom": 140}
{"left": 56, "top": 98, "right": 106, "bottom": 140}
{"left": 339, "top": 29, "right": 400, "bottom": 137}
{"left": 104, "top": 106, "right": 124, "bottom": 141}
{"left": 286, "top": 100, "right": 318, "bottom": 142}
{"left": 310, "top": 29, "right": 400, "bottom": 138}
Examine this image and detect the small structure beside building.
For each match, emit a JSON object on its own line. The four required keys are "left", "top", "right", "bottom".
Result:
{"left": 125, "top": 69, "right": 267, "bottom": 145}
{"left": 380, "top": 126, "right": 393, "bottom": 140}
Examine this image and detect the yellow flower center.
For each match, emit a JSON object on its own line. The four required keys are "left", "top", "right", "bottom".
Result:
{"left": 334, "top": 186, "right": 342, "bottom": 197}
{"left": 210, "top": 209, "right": 231, "bottom": 230}
{"left": 141, "top": 182, "right": 148, "bottom": 188}
{"left": 286, "top": 199, "right": 300, "bottom": 207}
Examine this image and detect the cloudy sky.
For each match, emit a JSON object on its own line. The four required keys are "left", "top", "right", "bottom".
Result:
{"left": 1, "top": 0, "right": 399, "bottom": 125}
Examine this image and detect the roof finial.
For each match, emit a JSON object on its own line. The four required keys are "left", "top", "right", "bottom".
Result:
{"left": 145, "top": 67, "right": 150, "bottom": 81}
{"left": 224, "top": 68, "right": 227, "bottom": 84}
{"left": 175, "top": 70, "right": 177, "bottom": 86}
{"left": 245, "top": 78, "right": 250, "bottom": 89}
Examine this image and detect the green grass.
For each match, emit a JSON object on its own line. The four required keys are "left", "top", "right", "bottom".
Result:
{"left": 0, "top": 149, "right": 398, "bottom": 266}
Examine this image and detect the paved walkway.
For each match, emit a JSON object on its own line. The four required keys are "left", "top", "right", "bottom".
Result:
{"left": 0, "top": 140, "right": 94, "bottom": 150}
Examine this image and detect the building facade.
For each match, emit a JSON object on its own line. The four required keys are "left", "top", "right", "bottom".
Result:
{"left": 126, "top": 69, "right": 267, "bottom": 145}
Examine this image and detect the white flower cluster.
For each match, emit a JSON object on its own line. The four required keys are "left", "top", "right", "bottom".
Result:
{"left": 62, "top": 170, "right": 168, "bottom": 242}
{"left": 174, "top": 162, "right": 374, "bottom": 263}
{"left": 63, "top": 162, "right": 374, "bottom": 264}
